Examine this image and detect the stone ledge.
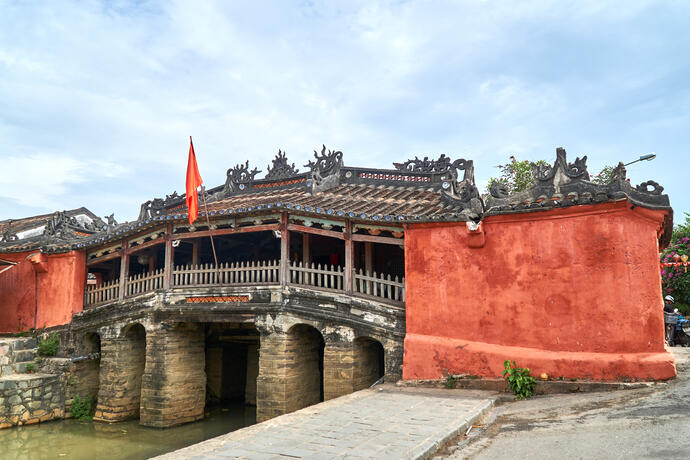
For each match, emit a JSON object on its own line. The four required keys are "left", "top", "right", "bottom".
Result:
{"left": 396, "top": 377, "right": 656, "bottom": 395}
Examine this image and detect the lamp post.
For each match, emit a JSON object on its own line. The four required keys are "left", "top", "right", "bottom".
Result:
{"left": 624, "top": 153, "right": 656, "bottom": 166}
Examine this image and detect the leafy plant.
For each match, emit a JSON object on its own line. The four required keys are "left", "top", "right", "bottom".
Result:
{"left": 25, "top": 363, "right": 35, "bottom": 373}
{"left": 444, "top": 375, "right": 458, "bottom": 389}
{"left": 71, "top": 395, "right": 95, "bottom": 420}
{"left": 503, "top": 360, "right": 536, "bottom": 400}
{"left": 38, "top": 334, "right": 60, "bottom": 356}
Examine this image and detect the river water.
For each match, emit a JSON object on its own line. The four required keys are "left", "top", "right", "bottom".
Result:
{"left": 0, "top": 404, "right": 256, "bottom": 460}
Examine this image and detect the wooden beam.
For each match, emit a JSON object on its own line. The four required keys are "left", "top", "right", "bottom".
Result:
{"left": 344, "top": 221, "right": 354, "bottom": 293}
{"left": 280, "top": 213, "right": 290, "bottom": 286}
{"left": 126, "top": 237, "right": 165, "bottom": 255}
{"left": 172, "top": 223, "right": 279, "bottom": 240}
{"left": 163, "top": 225, "right": 173, "bottom": 290}
{"left": 118, "top": 240, "right": 129, "bottom": 301}
{"left": 352, "top": 233, "right": 404, "bottom": 246}
{"left": 86, "top": 251, "right": 122, "bottom": 266}
{"left": 286, "top": 223, "right": 344, "bottom": 240}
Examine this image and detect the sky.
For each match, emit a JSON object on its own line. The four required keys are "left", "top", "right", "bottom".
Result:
{"left": 0, "top": 0, "right": 688, "bottom": 225}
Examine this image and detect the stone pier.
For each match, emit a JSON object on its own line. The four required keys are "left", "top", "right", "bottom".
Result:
{"left": 140, "top": 322, "right": 206, "bottom": 428}
{"left": 93, "top": 323, "right": 146, "bottom": 422}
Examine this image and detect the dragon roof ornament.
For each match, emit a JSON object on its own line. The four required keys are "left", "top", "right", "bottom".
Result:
{"left": 224, "top": 161, "right": 261, "bottom": 194}
{"left": 393, "top": 154, "right": 455, "bottom": 173}
{"left": 305, "top": 145, "right": 343, "bottom": 193}
{"left": 138, "top": 191, "right": 184, "bottom": 221}
{"left": 485, "top": 148, "right": 671, "bottom": 234}
{"left": 532, "top": 147, "right": 590, "bottom": 186}
{"left": 265, "top": 150, "right": 299, "bottom": 180}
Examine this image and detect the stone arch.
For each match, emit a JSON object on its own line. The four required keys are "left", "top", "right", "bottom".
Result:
{"left": 353, "top": 336, "right": 385, "bottom": 389}
{"left": 82, "top": 331, "right": 101, "bottom": 354}
{"left": 286, "top": 323, "right": 325, "bottom": 411}
{"left": 94, "top": 322, "right": 147, "bottom": 422}
{"left": 74, "top": 332, "right": 102, "bottom": 405}
{"left": 121, "top": 323, "right": 147, "bottom": 419}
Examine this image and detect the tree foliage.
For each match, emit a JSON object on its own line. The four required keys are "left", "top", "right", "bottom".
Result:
{"left": 661, "top": 213, "right": 690, "bottom": 316}
{"left": 486, "top": 156, "right": 616, "bottom": 195}
{"left": 591, "top": 165, "right": 614, "bottom": 185}
{"left": 485, "top": 156, "right": 550, "bottom": 195}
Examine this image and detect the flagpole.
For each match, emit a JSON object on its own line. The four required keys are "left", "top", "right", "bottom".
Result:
{"left": 199, "top": 185, "right": 221, "bottom": 284}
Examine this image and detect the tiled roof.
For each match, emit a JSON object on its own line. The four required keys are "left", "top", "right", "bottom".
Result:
{"left": 1, "top": 146, "right": 673, "bottom": 254}
{"left": 0, "top": 208, "right": 104, "bottom": 253}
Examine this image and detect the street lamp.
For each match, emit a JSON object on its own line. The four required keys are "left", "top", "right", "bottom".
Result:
{"left": 624, "top": 153, "right": 656, "bottom": 166}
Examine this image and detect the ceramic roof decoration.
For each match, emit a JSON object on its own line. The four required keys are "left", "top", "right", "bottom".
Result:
{"left": 0, "top": 146, "right": 672, "bottom": 253}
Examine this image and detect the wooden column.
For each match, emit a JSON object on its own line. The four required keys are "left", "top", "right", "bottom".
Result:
{"left": 302, "top": 233, "right": 310, "bottom": 265}
{"left": 344, "top": 221, "right": 354, "bottom": 293}
{"left": 148, "top": 253, "right": 156, "bottom": 273}
{"left": 118, "top": 240, "right": 129, "bottom": 301}
{"left": 280, "top": 213, "right": 290, "bottom": 286}
{"left": 364, "top": 242, "right": 373, "bottom": 275}
{"left": 163, "top": 224, "right": 173, "bottom": 290}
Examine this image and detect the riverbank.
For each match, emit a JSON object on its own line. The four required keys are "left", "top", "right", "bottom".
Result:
{"left": 0, "top": 403, "right": 255, "bottom": 460}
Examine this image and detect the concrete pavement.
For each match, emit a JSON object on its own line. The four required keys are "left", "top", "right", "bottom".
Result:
{"left": 155, "top": 386, "right": 497, "bottom": 460}
{"left": 442, "top": 348, "right": 690, "bottom": 459}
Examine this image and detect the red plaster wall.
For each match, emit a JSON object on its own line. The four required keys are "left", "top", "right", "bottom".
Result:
{"left": 403, "top": 201, "right": 676, "bottom": 381}
{"left": 0, "top": 250, "right": 85, "bottom": 333}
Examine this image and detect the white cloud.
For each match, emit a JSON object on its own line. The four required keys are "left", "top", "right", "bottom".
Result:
{"left": 0, "top": 154, "right": 90, "bottom": 208}
{"left": 0, "top": 0, "right": 687, "bottom": 222}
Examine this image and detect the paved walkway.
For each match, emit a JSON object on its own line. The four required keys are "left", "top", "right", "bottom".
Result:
{"left": 155, "top": 386, "right": 496, "bottom": 460}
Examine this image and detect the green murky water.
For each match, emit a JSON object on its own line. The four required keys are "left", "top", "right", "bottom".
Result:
{"left": 0, "top": 404, "right": 256, "bottom": 460}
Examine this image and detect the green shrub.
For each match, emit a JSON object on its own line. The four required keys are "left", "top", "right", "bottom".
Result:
{"left": 503, "top": 360, "right": 536, "bottom": 400}
{"left": 25, "top": 363, "right": 35, "bottom": 373}
{"left": 71, "top": 395, "right": 94, "bottom": 420}
{"left": 38, "top": 334, "right": 60, "bottom": 356}
{"left": 444, "top": 375, "right": 458, "bottom": 389}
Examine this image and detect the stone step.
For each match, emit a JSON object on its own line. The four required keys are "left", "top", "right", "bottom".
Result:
{"left": 14, "top": 349, "right": 36, "bottom": 363}
{"left": 12, "top": 337, "right": 37, "bottom": 350}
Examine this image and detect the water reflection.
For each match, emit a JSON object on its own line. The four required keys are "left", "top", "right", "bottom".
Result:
{"left": 0, "top": 404, "right": 255, "bottom": 460}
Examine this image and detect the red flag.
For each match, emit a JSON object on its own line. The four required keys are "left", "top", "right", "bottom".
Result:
{"left": 186, "top": 136, "right": 203, "bottom": 224}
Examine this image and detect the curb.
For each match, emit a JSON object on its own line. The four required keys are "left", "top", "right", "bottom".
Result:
{"left": 408, "top": 399, "right": 495, "bottom": 460}
{"left": 397, "top": 378, "right": 656, "bottom": 395}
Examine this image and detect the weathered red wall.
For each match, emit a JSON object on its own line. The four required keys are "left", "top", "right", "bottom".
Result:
{"left": 403, "top": 201, "right": 676, "bottom": 381}
{"left": 0, "top": 250, "right": 85, "bottom": 333}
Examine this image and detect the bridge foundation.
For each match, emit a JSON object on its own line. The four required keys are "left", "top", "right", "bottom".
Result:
{"left": 94, "top": 323, "right": 146, "bottom": 422}
{"left": 140, "top": 322, "right": 206, "bottom": 428}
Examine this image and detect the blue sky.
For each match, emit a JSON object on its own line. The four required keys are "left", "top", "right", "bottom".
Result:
{"left": 0, "top": 1, "right": 688, "bottom": 224}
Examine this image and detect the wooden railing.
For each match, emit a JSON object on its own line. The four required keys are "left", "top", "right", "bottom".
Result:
{"left": 126, "top": 268, "right": 164, "bottom": 297}
{"left": 85, "top": 260, "right": 404, "bottom": 306}
{"left": 85, "top": 279, "right": 120, "bottom": 306}
{"left": 172, "top": 260, "right": 280, "bottom": 287}
{"left": 289, "top": 261, "right": 344, "bottom": 291}
{"left": 354, "top": 269, "right": 405, "bottom": 303}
